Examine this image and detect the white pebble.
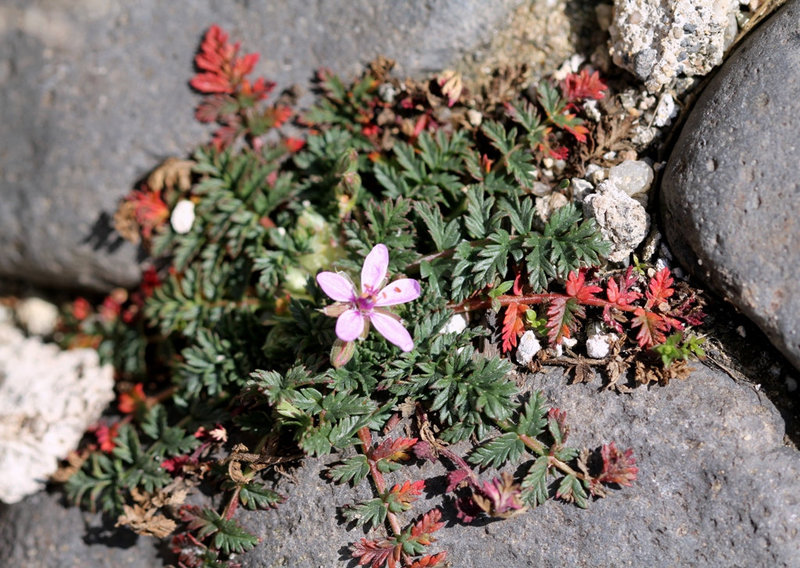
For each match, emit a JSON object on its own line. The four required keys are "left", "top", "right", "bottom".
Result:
{"left": 442, "top": 313, "right": 468, "bottom": 335}
{"left": 516, "top": 331, "right": 541, "bottom": 365}
{"left": 786, "top": 376, "right": 798, "bottom": 392}
{"left": 170, "top": 200, "right": 196, "bottom": 234}
{"left": 586, "top": 332, "right": 617, "bottom": 359}
{"left": 16, "top": 297, "right": 59, "bottom": 336}
{"left": 608, "top": 160, "right": 654, "bottom": 197}
{"left": 653, "top": 93, "right": 677, "bottom": 127}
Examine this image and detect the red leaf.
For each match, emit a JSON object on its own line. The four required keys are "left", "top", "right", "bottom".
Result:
{"left": 408, "top": 552, "right": 448, "bottom": 568}
{"left": 387, "top": 480, "right": 425, "bottom": 511}
{"left": 565, "top": 270, "right": 601, "bottom": 303}
{"left": 89, "top": 422, "right": 119, "bottom": 453}
{"left": 561, "top": 69, "right": 608, "bottom": 101}
{"left": 597, "top": 442, "right": 638, "bottom": 487}
{"left": 370, "top": 437, "right": 418, "bottom": 463}
{"left": 546, "top": 296, "right": 583, "bottom": 344}
{"left": 352, "top": 537, "right": 398, "bottom": 568}
{"left": 410, "top": 509, "right": 444, "bottom": 544}
{"left": 284, "top": 137, "right": 306, "bottom": 153}
{"left": 118, "top": 383, "right": 147, "bottom": 415}
{"left": 501, "top": 302, "right": 527, "bottom": 353}
{"left": 128, "top": 188, "right": 169, "bottom": 238}
{"left": 631, "top": 307, "right": 668, "bottom": 348}
{"left": 445, "top": 469, "right": 470, "bottom": 493}
{"left": 189, "top": 72, "right": 234, "bottom": 94}
{"left": 472, "top": 472, "right": 526, "bottom": 519}
{"left": 645, "top": 267, "right": 674, "bottom": 309}
{"left": 563, "top": 118, "right": 589, "bottom": 143}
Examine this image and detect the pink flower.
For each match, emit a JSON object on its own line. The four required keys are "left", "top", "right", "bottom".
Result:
{"left": 316, "top": 244, "right": 421, "bottom": 352}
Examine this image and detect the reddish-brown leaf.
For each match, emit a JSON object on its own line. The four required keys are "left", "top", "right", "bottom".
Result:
{"left": 597, "top": 442, "right": 638, "bottom": 486}
{"left": 645, "top": 267, "right": 674, "bottom": 309}
{"left": 561, "top": 69, "right": 608, "bottom": 101}
{"left": 410, "top": 509, "right": 444, "bottom": 544}
{"left": 546, "top": 296, "right": 583, "bottom": 344}
{"left": 501, "top": 302, "right": 527, "bottom": 353}
{"left": 352, "top": 537, "right": 398, "bottom": 568}
{"left": 631, "top": 308, "right": 668, "bottom": 348}
{"left": 408, "top": 552, "right": 448, "bottom": 568}
{"left": 370, "top": 437, "right": 418, "bottom": 463}
{"left": 565, "top": 270, "right": 601, "bottom": 303}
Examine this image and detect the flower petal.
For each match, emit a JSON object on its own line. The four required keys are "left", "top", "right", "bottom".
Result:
{"left": 375, "top": 279, "right": 421, "bottom": 307}
{"left": 361, "top": 244, "right": 389, "bottom": 294}
{"left": 336, "top": 309, "right": 367, "bottom": 342}
{"left": 317, "top": 272, "right": 356, "bottom": 302}
{"left": 370, "top": 310, "right": 414, "bottom": 352}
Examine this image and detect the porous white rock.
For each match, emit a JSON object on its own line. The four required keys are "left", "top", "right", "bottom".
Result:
{"left": 0, "top": 323, "right": 114, "bottom": 503}
{"left": 583, "top": 181, "right": 650, "bottom": 263}
{"left": 516, "top": 331, "right": 541, "bottom": 365}
{"left": 607, "top": 160, "right": 654, "bottom": 197}
{"left": 15, "top": 296, "right": 60, "bottom": 336}
{"left": 586, "top": 332, "right": 617, "bottom": 359}
{"left": 609, "top": 0, "right": 740, "bottom": 93}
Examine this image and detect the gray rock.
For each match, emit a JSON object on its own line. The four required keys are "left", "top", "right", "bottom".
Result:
{"left": 0, "top": 0, "right": 527, "bottom": 292}
{"left": 2, "top": 364, "right": 797, "bottom": 566}
{"left": 0, "top": 491, "right": 162, "bottom": 568}
{"left": 583, "top": 181, "right": 650, "bottom": 263}
{"left": 609, "top": 0, "right": 740, "bottom": 92}
{"left": 661, "top": 0, "right": 800, "bottom": 370}
{"left": 235, "top": 364, "right": 800, "bottom": 566}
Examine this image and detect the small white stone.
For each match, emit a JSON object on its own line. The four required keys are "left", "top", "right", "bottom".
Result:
{"left": 562, "top": 336, "right": 578, "bottom": 349}
{"left": 466, "top": 109, "right": 483, "bottom": 127}
{"left": 586, "top": 332, "right": 617, "bottom": 359}
{"left": 653, "top": 93, "right": 678, "bottom": 127}
{"left": 170, "top": 199, "right": 195, "bottom": 234}
{"left": 441, "top": 313, "right": 468, "bottom": 335}
{"left": 608, "top": 160, "right": 654, "bottom": 197}
{"left": 571, "top": 178, "right": 594, "bottom": 202}
{"left": 16, "top": 297, "right": 59, "bottom": 336}
{"left": 516, "top": 331, "right": 541, "bottom": 365}
{"left": 786, "top": 376, "right": 798, "bottom": 392}
{"left": 582, "top": 99, "right": 602, "bottom": 122}
{"left": 584, "top": 163, "right": 606, "bottom": 184}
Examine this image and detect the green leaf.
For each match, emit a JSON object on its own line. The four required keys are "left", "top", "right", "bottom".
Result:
{"left": 556, "top": 474, "right": 589, "bottom": 509}
{"left": 343, "top": 498, "right": 387, "bottom": 529}
{"left": 237, "top": 481, "right": 283, "bottom": 510}
{"left": 521, "top": 455, "right": 550, "bottom": 507}
{"left": 469, "top": 432, "right": 525, "bottom": 469}
{"left": 328, "top": 455, "right": 370, "bottom": 485}
{"left": 516, "top": 392, "right": 548, "bottom": 439}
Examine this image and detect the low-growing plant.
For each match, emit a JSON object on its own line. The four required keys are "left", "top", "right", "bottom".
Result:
{"left": 54, "top": 25, "right": 706, "bottom": 567}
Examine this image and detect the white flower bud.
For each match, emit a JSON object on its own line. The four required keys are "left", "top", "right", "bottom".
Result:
{"left": 170, "top": 200, "right": 195, "bottom": 234}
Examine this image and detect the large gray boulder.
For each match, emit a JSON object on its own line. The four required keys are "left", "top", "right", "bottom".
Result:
{"left": 661, "top": 0, "right": 800, "bottom": 370}
{"left": 0, "top": 0, "right": 529, "bottom": 292}
{"left": 238, "top": 364, "right": 800, "bottom": 566}
{"left": 4, "top": 364, "right": 797, "bottom": 566}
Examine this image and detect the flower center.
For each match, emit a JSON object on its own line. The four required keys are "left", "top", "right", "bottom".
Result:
{"left": 356, "top": 291, "right": 376, "bottom": 312}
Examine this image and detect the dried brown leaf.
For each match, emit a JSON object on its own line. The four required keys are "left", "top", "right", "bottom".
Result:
{"left": 113, "top": 201, "right": 141, "bottom": 244}
{"left": 147, "top": 157, "right": 195, "bottom": 193}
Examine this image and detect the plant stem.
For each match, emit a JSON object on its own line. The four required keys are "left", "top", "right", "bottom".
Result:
{"left": 358, "top": 427, "right": 403, "bottom": 536}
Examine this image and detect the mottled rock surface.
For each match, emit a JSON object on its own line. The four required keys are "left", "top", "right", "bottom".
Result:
{"left": 239, "top": 364, "right": 799, "bottom": 566}
{"left": 609, "top": 0, "right": 740, "bottom": 92}
{"left": 0, "top": 491, "right": 162, "bottom": 568}
{"left": 0, "top": 0, "right": 532, "bottom": 292}
{"left": 3, "top": 365, "right": 797, "bottom": 567}
{"left": 661, "top": 0, "right": 800, "bottom": 370}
